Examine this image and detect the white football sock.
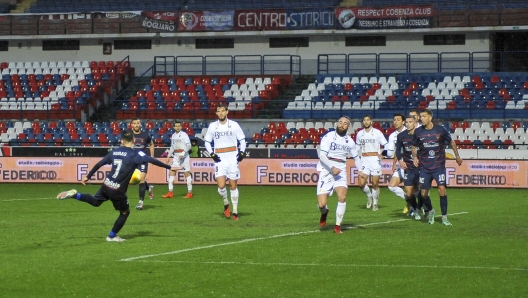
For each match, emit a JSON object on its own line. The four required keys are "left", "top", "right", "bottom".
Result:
{"left": 168, "top": 176, "right": 174, "bottom": 192}
{"left": 218, "top": 187, "right": 228, "bottom": 205}
{"left": 372, "top": 188, "right": 380, "bottom": 205}
{"left": 336, "top": 201, "right": 346, "bottom": 226}
{"left": 231, "top": 188, "right": 239, "bottom": 214}
{"left": 388, "top": 186, "right": 405, "bottom": 199}
{"left": 362, "top": 185, "right": 372, "bottom": 196}
{"left": 186, "top": 175, "right": 192, "bottom": 193}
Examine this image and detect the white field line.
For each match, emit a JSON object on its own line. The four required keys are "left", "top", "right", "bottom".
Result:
{"left": 120, "top": 212, "right": 468, "bottom": 262}
{"left": 1, "top": 197, "right": 54, "bottom": 202}
{"left": 140, "top": 260, "right": 528, "bottom": 272}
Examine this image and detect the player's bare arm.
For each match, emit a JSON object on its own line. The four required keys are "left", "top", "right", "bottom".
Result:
{"left": 450, "top": 140, "right": 463, "bottom": 166}
{"left": 412, "top": 146, "right": 419, "bottom": 167}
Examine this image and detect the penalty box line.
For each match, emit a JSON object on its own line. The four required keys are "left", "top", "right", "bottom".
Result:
{"left": 120, "top": 212, "right": 468, "bottom": 262}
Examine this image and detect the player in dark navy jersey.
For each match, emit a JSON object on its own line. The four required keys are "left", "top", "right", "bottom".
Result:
{"left": 412, "top": 109, "right": 463, "bottom": 226}
{"left": 56, "top": 130, "right": 180, "bottom": 242}
{"left": 395, "top": 115, "right": 421, "bottom": 221}
{"left": 131, "top": 118, "right": 155, "bottom": 210}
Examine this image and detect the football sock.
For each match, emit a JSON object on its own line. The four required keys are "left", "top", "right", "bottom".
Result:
{"left": 168, "top": 176, "right": 175, "bottom": 192}
{"left": 362, "top": 185, "right": 372, "bottom": 196}
{"left": 145, "top": 181, "right": 150, "bottom": 191}
{"left": 78, "top": 194, "right": 102, "bottom": 207}
{"left": 372, "top": 188, "right": 380, "bottom": 205}
{"left": 319, "top": 205, "right": 328, "bottom": 213}
{"left": 422, "top": 195, "right": 433, "bottom": 211}
{"left": 111, "top": 211, "right": 129, "bottom": 234}
{"left": 231, "top": 188, "right": 239, "bottom": 214}
{"left": 186, "top": 176, "right": 193, "bottom": 193}
{"left": 440, "top": 195, "right": 448, "bottom": 216}
{"left": 108, "top": 230, "right": 117, "bottom": 238}
{"left": 388, "top": 186, "right": 405, "bottom": 199}
{"left": 218, "top": 187, "right": 228, "bottom": 205}
{"left": 416, "top": 191, "right": 424, "bottom": 210}
{"left": 139, "top": 183, "right": 146, "bottom": 200}
{"left": 405, "top": 194, "right": 418, "bottom": 210}
{"left": 336, "top": 201, "right": 346, "bottom": 226}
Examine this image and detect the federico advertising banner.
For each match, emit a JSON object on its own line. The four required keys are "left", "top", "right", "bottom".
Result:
{"left": 0, "top": 157, "right": 525, "bottom": 188}
{"left": 336, "top": 5, "right": 434, "bottom": 29}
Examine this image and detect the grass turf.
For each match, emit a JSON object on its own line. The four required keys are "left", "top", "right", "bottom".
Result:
{"left": 1, "top": 183, "right": 527, "bottom": 297}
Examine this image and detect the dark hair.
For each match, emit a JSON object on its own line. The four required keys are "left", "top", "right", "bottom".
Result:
{"left": 420, "top": 109, "right": 433, "bottom": 116}
{"left": 393, "top": 113, "right": 405, "bottom": 121}
{"left": 362, "top": 114, "right": 372, "bottom": 121}
{"left": 121, "top": 129, "right": 134, "bottom": 142}
{"left": 217, "top": 103, "right": 228, "bottom": 111}
{"left": 131, "top": 118, "right": 140, "bottom": 122}
{"left": 173, "top": 121, "right": 181, "bottom": 126}
{"left": 409, "top": 109, "right": 418, "bottom": 115}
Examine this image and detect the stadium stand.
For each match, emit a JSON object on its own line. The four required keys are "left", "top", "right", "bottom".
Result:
{"left": 1, "top": 119, "right": 526, "bottom": 149}
{"left": 283, "top": 73, "right": 528, "bottom": 119}
{"left": 115, "top": 75, "right": 290, "bottom": 120}
{"left": 0, "top": 59, "right": 132, "bottom": 120}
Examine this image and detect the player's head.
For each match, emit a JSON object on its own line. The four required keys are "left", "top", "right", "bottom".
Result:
{"left": 130, "top": 118, "right": 141, "bottom": 133}
{"left": 336, "top": 116, "right": 351, "bottom": 136}
{"left": 216, "top": 104, "right": 228, "bottom": 121}
{"left": 393, "top": 113, "right": 405, "bottom": 129}
{"left": 409, "top": 109, "right": 420, "bottom": 124}
{"left": 121, "top": 129, "right": 134, "bottom": 146}
{"left": 173, "top": 121, "right": 182, "bottom": 133}
{"left": 419, "top": 109, "right": 433, "bottom": 126}
{"left": 362, "top": 115, "right": 372, "bottom": 129}
{"left": 405, "top": 115, "right": 416, "bottom": 131}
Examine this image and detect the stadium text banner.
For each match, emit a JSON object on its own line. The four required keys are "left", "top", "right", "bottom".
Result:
{"left": 335, "top": 5, "right": 434, "bottom": 30}
{"left": 0, "top": 157, "right": 524, "bottom": 188}
{"left": 177, "top": 10, "right": 234, "bottom": 31}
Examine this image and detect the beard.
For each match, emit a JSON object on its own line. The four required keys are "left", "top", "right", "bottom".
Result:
{"left": 336, "top": 127, "right": 347, "bottom": 136}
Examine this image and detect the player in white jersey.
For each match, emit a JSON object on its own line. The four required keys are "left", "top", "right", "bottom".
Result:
{"left": 204, "top": 104, "right": 247, "bottom": 221}
{"left": 162, "top": 121, "right": 193, "bottom": 199}
{"left": 355, "top": 115, "right": 388, "bottom": 211}
{"left": 383, "top": 114, "right": 409, "bottom": 213}
{"left": 317, "top": 116, "right": 362, "bottom": 234}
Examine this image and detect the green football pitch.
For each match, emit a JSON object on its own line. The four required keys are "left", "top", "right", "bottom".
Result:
{"left": 1, "top": 183, "right": 527, "bottom": 297}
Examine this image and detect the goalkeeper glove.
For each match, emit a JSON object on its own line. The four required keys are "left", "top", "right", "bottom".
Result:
{"left": 210, "top": 153, "right": 221, "bottom": 162}
{"left": 237, "top": 151, "right": 246, "bottom": 162}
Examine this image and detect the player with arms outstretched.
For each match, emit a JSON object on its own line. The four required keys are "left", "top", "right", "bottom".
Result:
{"left": 317, "top": 116, "right": 362, "bottom": 234}
{"left": 204, "top": 104, "right": 247, "bottom": 220}
{"left": 56, "top": 130, "right": 180, "bottom": 241}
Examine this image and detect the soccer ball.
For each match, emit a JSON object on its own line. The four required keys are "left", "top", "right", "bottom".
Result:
{"left": 129, "top": 169, "right": 142, "bottom": 185}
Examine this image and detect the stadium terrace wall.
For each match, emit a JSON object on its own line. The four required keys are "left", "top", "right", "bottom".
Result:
{"left": 0, "top": 156, "right": 526, "bottom": 188}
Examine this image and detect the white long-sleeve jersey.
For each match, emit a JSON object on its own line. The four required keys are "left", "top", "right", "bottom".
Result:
{"left": 204, "top": 119, "right": 246, "bottom": 164}
{"left": 169, "top": 130, "right": 191, "bottom": 159}
{"left": 355, "top": 127, "right": 388, "bottom": 161}
{"left": 386, "top": 127, "right": 406, "bottom": 159}
{"left": 317, "top": 131, "right": 362, "bottom": 172}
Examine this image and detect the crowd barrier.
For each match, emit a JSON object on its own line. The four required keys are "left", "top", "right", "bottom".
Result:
{"left": 0, "top": 157, "right": 524, "bottom": 188}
